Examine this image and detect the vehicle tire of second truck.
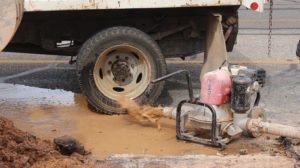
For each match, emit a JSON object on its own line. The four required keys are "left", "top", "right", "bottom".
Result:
{"left": 76, "top": 26, "right": 167, "bottom": 114}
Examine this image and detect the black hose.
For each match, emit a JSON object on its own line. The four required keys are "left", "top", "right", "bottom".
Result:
{"left": 254, "top": 91, "right": 261, "bottom": 106}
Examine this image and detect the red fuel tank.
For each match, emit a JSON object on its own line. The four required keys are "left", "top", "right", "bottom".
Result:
{"left": 200, "top": 69, "right": 232, "bottom": 105}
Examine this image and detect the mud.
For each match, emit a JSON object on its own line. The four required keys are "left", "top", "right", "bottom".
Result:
{"left": 0, "top": 83, "right": 294, "bottom": 160}
{"left": 0, "top": 116, "right": 93, "bottom": 168}
{"left": 278, "top": 137, "right": 300, "bottom": 160}
{"left": 0, "top": 113, "right": 297, "bottom": 168}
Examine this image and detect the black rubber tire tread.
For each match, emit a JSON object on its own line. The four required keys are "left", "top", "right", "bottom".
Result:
{"left": 76, "top": 26, "right": 166, "bottom": 115}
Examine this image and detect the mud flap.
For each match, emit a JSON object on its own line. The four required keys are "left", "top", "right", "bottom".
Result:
{"left": 200, "top": 14, "right": 228, "bottom": 79}
{"left": 0, "top": 0, "right": 23, "bottom": 51}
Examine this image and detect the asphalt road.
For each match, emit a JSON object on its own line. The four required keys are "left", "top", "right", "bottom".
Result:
{"left": 0, "top": 1, "right": 300, "bottom": 124}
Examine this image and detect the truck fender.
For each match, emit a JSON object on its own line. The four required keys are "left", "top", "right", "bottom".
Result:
{"left": 0, "top": 0, "right": 24, "bottom": 51}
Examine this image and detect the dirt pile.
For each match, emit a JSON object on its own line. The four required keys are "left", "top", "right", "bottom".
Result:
{"left": 0, "top": 116, "right": 93, "bottom": 168}
{"left": 117, "top": 96, "right": 164, "bottom": 129}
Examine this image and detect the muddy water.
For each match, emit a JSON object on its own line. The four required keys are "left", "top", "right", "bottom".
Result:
{"left": 0, "top": 83, "right": 276, "bottom": 159}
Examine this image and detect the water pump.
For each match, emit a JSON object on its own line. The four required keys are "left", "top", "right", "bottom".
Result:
{"left": 152, "top": 65, "right": 300, "bottom": 148}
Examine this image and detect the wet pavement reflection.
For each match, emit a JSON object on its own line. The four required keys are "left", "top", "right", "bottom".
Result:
{"left": 0, "top": 83, "right": 75, "bottom": 105}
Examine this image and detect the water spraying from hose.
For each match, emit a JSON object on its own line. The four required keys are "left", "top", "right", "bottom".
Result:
{"left": 117, "top": 96, "right": 164, "bottom": 130}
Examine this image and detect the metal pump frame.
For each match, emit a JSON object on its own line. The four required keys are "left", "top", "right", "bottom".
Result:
{"left": 152, "top": 70, "right": 225, "bottom": 148}
{"left": 151, "top": 14, "right": 232, "bottom": 148}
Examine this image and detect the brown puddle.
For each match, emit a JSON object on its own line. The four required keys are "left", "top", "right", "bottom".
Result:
{"left": 0, "top": 83, "right": 278, "bottom": 159}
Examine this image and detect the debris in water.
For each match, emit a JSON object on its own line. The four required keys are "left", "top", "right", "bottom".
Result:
{"left": 239, "top": 149, "right": 248, "bottom": 155}
{"left": 277, "top": 136, "right": 300, "bottom": 160}
{"left": 54, "top": 135, "right": 90, "bottom": 156}
{"left": 269, "top": 148, "right": 279, "bottom": 156}
{"left": 117, "top": 96, "right": 164, "bottom": 130}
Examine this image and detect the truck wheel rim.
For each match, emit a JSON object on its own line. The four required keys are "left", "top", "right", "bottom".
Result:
{"left": 93, "top": 44, "right": 152, "bottom": 100}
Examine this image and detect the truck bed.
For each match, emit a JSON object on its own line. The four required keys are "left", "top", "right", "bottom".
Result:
{"left": 25, "top": 0, "right": 243, "bottom": 11}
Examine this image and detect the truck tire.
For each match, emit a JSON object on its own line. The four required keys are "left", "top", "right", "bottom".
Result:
{"left": 76, "top": 27, "right": 166, "bottom": 114}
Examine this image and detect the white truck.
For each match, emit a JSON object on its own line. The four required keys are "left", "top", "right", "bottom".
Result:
{"left": 0, "top": 0, "right": 266, "bottom": 114}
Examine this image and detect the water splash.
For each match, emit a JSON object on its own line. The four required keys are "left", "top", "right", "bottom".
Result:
{"left": 117, "top": 96, "right": 164, "bottom": 130}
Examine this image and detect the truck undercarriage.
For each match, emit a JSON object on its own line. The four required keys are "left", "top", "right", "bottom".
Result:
{"left": 4, "top": 7, "right": 239, "bottom": 57}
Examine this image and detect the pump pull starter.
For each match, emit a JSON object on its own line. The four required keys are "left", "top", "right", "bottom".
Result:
{"left": 152, "top": 65, "right": 300, "bottom": 149}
